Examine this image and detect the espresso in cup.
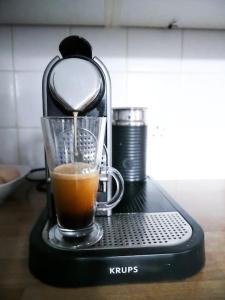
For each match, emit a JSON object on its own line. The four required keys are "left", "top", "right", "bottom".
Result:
{"left": 42, "top": 116, "right": 123, "bottom": 247}
{"left": 52, "top": 163, "right": 99, "bottom": 230}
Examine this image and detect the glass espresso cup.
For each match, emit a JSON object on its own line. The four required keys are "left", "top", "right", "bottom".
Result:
{"left": 41, "top": 116, "right": 124, "bottom": 248}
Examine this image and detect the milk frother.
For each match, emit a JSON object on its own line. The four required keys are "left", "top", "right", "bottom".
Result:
{"left": 112, "top": 107, "right": 147, "bottom": 182}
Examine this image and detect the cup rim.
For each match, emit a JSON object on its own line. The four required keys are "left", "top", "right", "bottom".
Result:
{"left": 41, "top": 116, "right": 106, "bottom": 120}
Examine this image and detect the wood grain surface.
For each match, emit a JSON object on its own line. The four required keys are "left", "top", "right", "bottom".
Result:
{"left": 0, "top": 179, "right": 225, "bottom": 300}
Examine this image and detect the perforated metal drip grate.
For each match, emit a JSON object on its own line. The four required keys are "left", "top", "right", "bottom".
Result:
{"left": 94, "top": 212, "right": 192, "bottom": 249}
{"left": 44, "top": 212, "right": 192, "bottom": 250}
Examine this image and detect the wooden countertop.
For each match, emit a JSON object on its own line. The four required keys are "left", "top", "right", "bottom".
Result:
{"left": 1, "top": 179, "right": 225, "bottom": 300}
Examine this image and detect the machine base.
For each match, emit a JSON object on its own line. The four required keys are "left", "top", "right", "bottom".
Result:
{"left": 29, "top": 178, "right": 205, "bottom": 287}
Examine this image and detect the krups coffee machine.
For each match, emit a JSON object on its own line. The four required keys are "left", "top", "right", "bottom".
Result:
{"left": 29, "top": 36, "right": 205, "bottom": 287}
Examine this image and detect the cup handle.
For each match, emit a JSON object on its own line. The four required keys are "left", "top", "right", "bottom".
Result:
{"left": 97, "top": 166, "right": 124, "bottom": 211}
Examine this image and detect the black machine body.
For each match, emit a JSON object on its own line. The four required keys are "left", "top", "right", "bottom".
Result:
{"left": 29, "top": 35, "right": 205, "bottom": 287}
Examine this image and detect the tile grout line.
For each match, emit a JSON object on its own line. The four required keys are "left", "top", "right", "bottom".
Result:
{"left": 69, "top": 25, "right": 72, "bottom": 35}
{"left": 177, "top": 28, "right": 184, "bottom": 101}
{"left": 104, "top": 0, "right": 113, "bottom": 27}
{"left": 180, "top": 28, "right": 184, "bottom": 73}
{"left": 10, "top": 25, "right": 21, "bottom": 164}
{"left": 1, "top": 69, "right": 224, "bottom": 75}
{"left": 125, "top": 28, "right": 129, "bottom": 104}
{"left": 0, "top": 126, "right": 41, "bottom": 130}
{"left": 2, "top": 69, "right": 45, "bottom": 73}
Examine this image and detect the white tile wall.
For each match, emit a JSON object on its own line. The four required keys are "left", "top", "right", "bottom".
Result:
{"left": 70, "top": 27, "right": 127, "bottom": 72}
{"left": 180, "top": 73, "right": 225, "bottom": 129}
{"left": 18, "top": 128, "right": 44, "bottom": 168}
{"left": 182, "top": 30, "right": 225, "bottom": 73}
{"left": 150, "top": 127, "right": 225, "bottom": 180}
{"left": 15, "top": 72, "right": 42, "bottom": 127}
{"left": 0, "top": 129, "right": 18, "bottom": 164}
{"left": 127, "top": 73, "right": 181, "bottom": 127}
{"left": 128, "top": 29, "right": 182, "bottom": 72}
{"left": 13, "top": 26, "right": 70, "bottom": 71}
{"left": 110, "top": 72, "right": 127, "bottom": 107}
{"left": 0, "top": 72, "right": 16, "bottom": 127}
{"left": 0, "top": 25, "right": 225, "bottom": 179}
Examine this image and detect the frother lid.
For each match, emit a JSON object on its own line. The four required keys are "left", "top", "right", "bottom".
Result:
{"left": 113, "top": 107, "right": 147, "bottom": 126}
{"left": 49, "top": 58, "right": 103, "bottom": 112}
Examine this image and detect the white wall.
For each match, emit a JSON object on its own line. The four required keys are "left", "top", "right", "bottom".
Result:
{"left": 0, "top": 25, "right": 225, "bottom": 180}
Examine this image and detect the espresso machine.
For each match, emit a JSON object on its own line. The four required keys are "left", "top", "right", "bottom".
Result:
{"left": 29, "top": 35, "right": 205, "bottom": 287}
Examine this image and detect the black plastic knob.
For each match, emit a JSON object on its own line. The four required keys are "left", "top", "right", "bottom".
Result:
{"left": 59, "top": 35, "right": 92, "bottom": 59}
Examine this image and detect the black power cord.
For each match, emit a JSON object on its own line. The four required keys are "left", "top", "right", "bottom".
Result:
{"left": 25, "top": 168, "right": 47, "bottom": 192}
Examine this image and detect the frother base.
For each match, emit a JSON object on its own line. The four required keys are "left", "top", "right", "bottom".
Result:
{"left": 29, "top": 178, "right": 205, "bottom": 287}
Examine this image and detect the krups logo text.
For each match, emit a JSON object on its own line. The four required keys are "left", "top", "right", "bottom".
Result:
{"left": 109, "top": 266, "right": 138, "bottom": 275}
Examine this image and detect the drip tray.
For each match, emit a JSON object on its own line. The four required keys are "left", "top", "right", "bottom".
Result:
{"left": 29, "top": 178, "right": 205, "bottom": 286}
{"left": 43, "top": 212, "right": 192, "bottom": 251}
